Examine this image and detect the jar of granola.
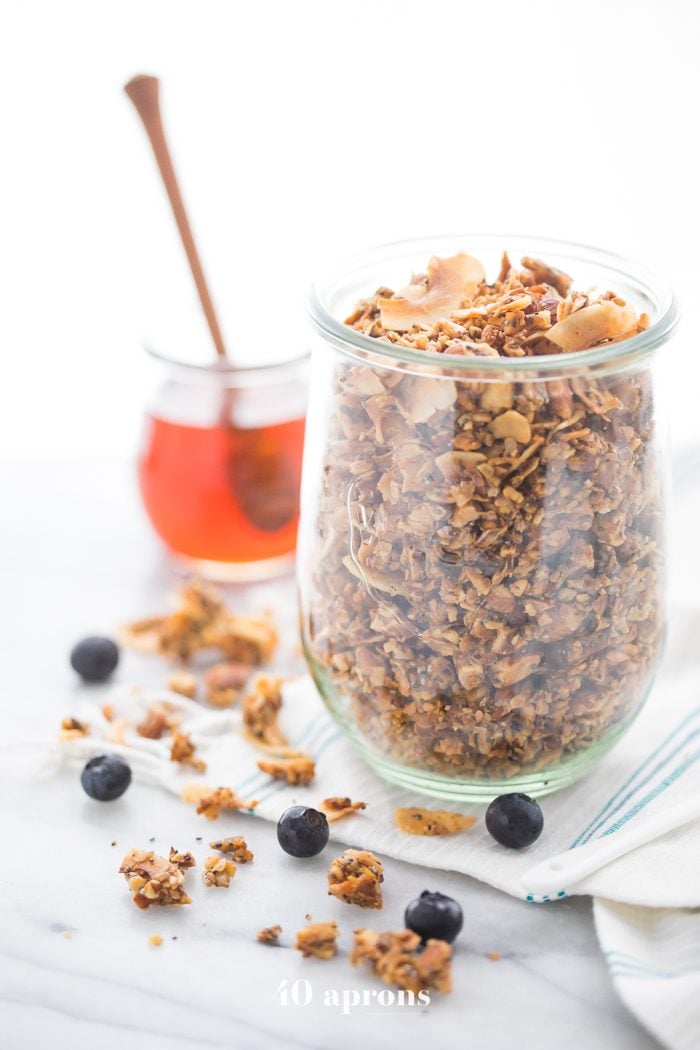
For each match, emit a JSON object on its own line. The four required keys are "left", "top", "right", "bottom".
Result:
{"left": 299, "top": 236, "right": 678, "bottom": 800}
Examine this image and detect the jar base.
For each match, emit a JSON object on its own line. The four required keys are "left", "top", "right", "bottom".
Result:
{"left": 171, "top": 551, "right": 296, "bottom": 583}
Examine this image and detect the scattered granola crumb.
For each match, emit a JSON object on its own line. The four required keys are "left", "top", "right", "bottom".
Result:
{"left": 295, "top": 922, "right": 340, "bottom": 959}
{"left": 203, "top": 662, "right": 250, "bottom": 707}
{"left": 181, "top": 783, "right": 258, "bottom": 820}
{"left": 203, "top": 855, "right": 237, "bottom": 887}
{"left": 170, "top": 731, "right": 207, "bottom": 773}
{"left": 209, "top": 837, "right": 254, "bottom": 863}
{"left": 60, "top": 717, "right": 89, "bottom": 739}
{"left": 101, "top": 702, "right": 115, "bottom": 722}
{"left": 351, "top": 929, "right": 452, "bottom": 993}
{"left": 257, "top": 755, "right": 315, "bottom": 785}
{"left": 487, "top": 951, "right": 501, "bottom": 961}
{"left": 63, "top": 930, "right": 73, "bottom": 939}
{"left": 119, "top": 848, "right": 193, "bottom": 909}
{"left": 320, "top": 797, "right": 367, "bottom": 822}
{"left": 120, "top": 581, "right": 277, "bottom": 664}
{"left": 167, "top": 669, "right": 198, "bottom": 700}
{"left": 243, "top": 675, "right": 287, "bottom": 747}
{"left": 149, "top": 934, "right": 163, "bottom": 947}
{"left": 169, "top": 847, "right": 196, "bottom": 871}
{"left": 395, "top": 807, "right": 477, "bottom": 836}
{"left": 111, "top": 841, "right": 117, "bottom": 847}
{"left": 305, "top": 913, "right": 312, "bottom": 921}
{"left": 327, "top": 849, "right": 384, "bottom": 909}
{"left": 136, "top": 706, "right": 172, "bottom": 740}
{"left": 257, "top": 925, "right": 282, "bottom": 944}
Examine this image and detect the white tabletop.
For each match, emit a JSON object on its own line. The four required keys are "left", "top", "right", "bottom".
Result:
{"left": 0, "top": 459, "right": 661, "bottom": 1050}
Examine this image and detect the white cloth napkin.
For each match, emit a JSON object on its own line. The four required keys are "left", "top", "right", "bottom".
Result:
{"left": 41, "top": 604, "right": 700, "bottom": 1049}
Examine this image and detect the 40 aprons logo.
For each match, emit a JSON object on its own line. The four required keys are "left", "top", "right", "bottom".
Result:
{"left": 274, "top": 978, "right": 430, "bottom": 1014}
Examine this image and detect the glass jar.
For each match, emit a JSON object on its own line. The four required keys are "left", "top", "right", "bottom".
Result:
{"left": 139, "top": 349, "right": 309, "bottom": 581}
{"left": 298, "top": 235, "right": 678, "bottom": 801}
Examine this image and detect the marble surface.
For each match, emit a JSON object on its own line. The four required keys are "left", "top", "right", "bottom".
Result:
{"left": 0, "top": 459, "right": 662, "bottom": 1050}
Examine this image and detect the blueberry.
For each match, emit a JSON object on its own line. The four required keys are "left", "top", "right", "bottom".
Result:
{"left": 485, "top": 793, "right": 543, "bottom": 849}
{"left": 70, "top": 636, "right": 120, "bottom": 683}
{"left": 276, "top": 805, "right": 329, "bottom": 857}
{"left": 81, "top": 754, "right": 132, "bottom": 801}
{"left": 405, "top": 890, "right": 463, "bottom": 944}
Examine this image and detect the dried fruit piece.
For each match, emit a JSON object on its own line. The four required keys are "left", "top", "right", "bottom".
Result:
{"left": 181, "top": 783, "right": 258, "bottom": 820}
{"left": 379, "top": 253, "right": 485, "bottom": 331}
{"left": 70, "top": 636, "right": 120, "bottom": 683}
{"left": 320, "top": 797, "right": 367, "bottom": 822}
{"left": 295, "top": 922, "right": 339, "bottom": 959}
{"left": 257, "top": 755, "right": 315, "bottom": 785}
{"left": 203, "top": 855, "right": 237, "bottom": 887}
{"left": 327, "top": 849, "right": 384, "bottom": 909}
{"left": 119, "top": 848, "right": 192, "bottom": 909}
{"left": 395, "top": 808, "right": 477, "bottom": 836}
{"left": 277, "top": 806, "right": 329, "bottom": 857}
{"left": 81, "top": 754, "right": 131, "bottom": 801}
{"left": 351, "top": 929, "right": 452, "bottom": 993}
{"left": 405, "top": 891, "right": 463, "bottom": 943}
{"left": 209, "top": 837, "right": 254, "bottom": 863}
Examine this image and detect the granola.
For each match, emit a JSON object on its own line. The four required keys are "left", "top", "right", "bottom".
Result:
{"left": 395, "top": 807, "right": 477, "bottom": 836}
{"left": 136, "top": 705, "right": 174, "bottom": 740}
{"left": 351, "top": 929, "right": 452, "bottom": 994}
{"left": 295, "top": 921, "right": 340, "bottom": 959}
{"left": 320, "top": 797, "right": 367, "bottom": 822}
{"left": 209, "top": 837, "right": 254, "bottom": 863}
{"left": 121, "top": 580, "right": 277, "bottom": 664}
{"left": 60, "top": 717, "right": 89, "bottom": 739}
{"left": 257, "top": 924, "right": 282, "bottom": 944}
{"left": 167, "top": 670, "right": 198, "bottom": 700}
{"left": 327, "top": 849, "right": 384, "bottom": 909}
{"left": 170, "top": 731, "right": 207, "bottom": 773}
{"left": 257, "top": 755, "right": 315, "bottom": 785}
{"left": 203, "top": 662, "right": 250, "bottom": 707}
{"left": 119, "top": 848, "right": 193, "bottom": 909}
{"left": 181, "top": 783, "right": 258, "bottom": 820}
{"left": 304, "top": 251, "right": 663, "bottom": 780}
{"left": 242, "top": 676, "right": 287, "bottom": 747}
{"left": 203, "top": 855, "right": 237, "bottom": 887}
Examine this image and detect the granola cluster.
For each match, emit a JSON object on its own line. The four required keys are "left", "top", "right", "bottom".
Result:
{"left": 350, "top": 929, "right": 452, "bottom": 994}
{"left": 327, "top": 849, "right": 384, "bottom": 909}
{"left": 295, "top": 921, "right": 340, "bottom": 959}
{"left": 305, "top": 251, "right": 664, "bottom": 779}
{"left": 119, "top": 847, "right": 194, "bottom": 909}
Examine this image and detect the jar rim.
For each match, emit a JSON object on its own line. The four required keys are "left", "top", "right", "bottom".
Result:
{"left": 143, "top": 344, "right": 310, "bottom": 382}
{"left": 308, "top": 233, "right": 680, "bottom": 376}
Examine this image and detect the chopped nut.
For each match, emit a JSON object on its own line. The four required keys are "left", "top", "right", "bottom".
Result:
{"left": 203, "top": 662, "right": 250, "bottom": 707}
{"left": 489, "top": 409, "right": 532, "bottom": 444}
{"left": 295, "top": 922, "right": 339, "bottom": 959}
{"left": 203, "top": 855, "right": 237, "bottom": 887}
{"left": 395, "top": 807, "right": 477, "bottom": 836}
{"left": 209, "top": 837, "right": 254, "bottom": 863}
{"left": 119, "top": 848, "right": 192, "bottom": 909}
{"left": 181, "top": 783, "right": 258, "bottom": 820}
{"left": 60, "top": 717, "right": 89, "bottom": 739}
{"left": 257, "top": 925, "right": 282, "bottom": 944}
{"left": 121, "top": 581, "right": 277, "bottom": 664}
{"left": 167, "top": 670, "right": 198, "bottom": 700}
{"left": 257, "top": 755, "right": 315, "bottom": 785}
{"left": 327, "top": 849, "right": 384, "bottom": 909}
{"left": 168, "top": 847, "right": 196, "bottom": 871}
{"left": 170, "top": 731, "right": 207, "bottom": 773}
{"left": 487, "top": 951, "right": 501, "bottom": 961}
{"left": 351, "top": 929, "right": 452, "bottom": 994}
{"left": 242, "top": 676, "right": 287, "bottom": 747}
{"left": 149, "top": 934, "right": 163, "bottom": 947}
{"left": 320, "top": 797, "right": 367, "bottom": 822}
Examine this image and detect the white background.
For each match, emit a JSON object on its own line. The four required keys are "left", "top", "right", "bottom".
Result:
{"left": 1, "top": 0, "right": 699, "bottom": 460}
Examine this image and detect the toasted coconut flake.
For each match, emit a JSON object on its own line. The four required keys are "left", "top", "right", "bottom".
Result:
{"left": 546, "top": 299, "right": 639, "bottom": 352}
{"left": 257, "top": 755, "right": 315, "bottom": 785}
{"left": 181, "top": 783, "right": 258, "bottom": 820}
{"left": 395, "top": 807, "right": 477, "bottom": 836}
{"left": 379, "top": 253, "right": 485, "bottom": 332}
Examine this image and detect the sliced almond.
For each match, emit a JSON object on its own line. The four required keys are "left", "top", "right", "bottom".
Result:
{"left": 379, "top": 253, "right": 485, "bottom": 332}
